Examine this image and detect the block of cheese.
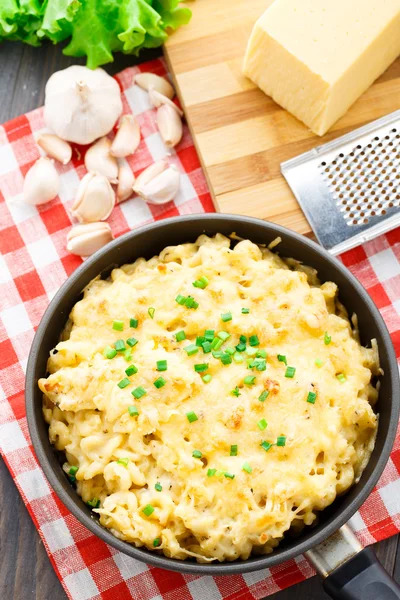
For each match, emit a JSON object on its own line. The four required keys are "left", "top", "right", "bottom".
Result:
{"left": 243, "top": 0, "right": 400, "bottom": 136}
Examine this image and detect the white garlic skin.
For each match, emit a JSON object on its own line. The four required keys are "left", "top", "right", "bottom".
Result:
{"left": 110, "top": 115, "right": 141, "bottom": 158}
{"left": 23, "top": 157, "right": 60, "bottom": 205}
{"left": 134, "top": 162, "right": 180, "bottom": 205}
{"left": 117, "top": 163, "right": 135, "bottom": 203}
{"left": 67, "top": 222, "right": 114, "bottom": 257}
{"left": 148, "top": 88, "right": 183, "bottom": 116}
{"left": 72, "top": 172, "right": 115, "bottom": 223}
{"left": 157, "top": 104, "right": 183, "bottom": 148}
{"left": 133, "top": 160, "right": 167, "bottom": 193}
{"left": 44, "top": 66, "right": 122, "bottom": 145}
{"left": 37, "top": 134, "right": 72, "bottom": 165}
{"left": 134, "top": 72, "right": 175, "bottom": 99}
{"left": 84, "top": 137, "right": 118, "bottom": 183}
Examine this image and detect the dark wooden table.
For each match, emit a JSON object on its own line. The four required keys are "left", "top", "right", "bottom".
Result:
{"left": 0, "top": 40, "right": 399, "bottom": 600}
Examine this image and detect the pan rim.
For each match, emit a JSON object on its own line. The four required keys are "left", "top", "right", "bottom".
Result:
{"left": 25, "top": 214, "right": 400, "bottom": 575}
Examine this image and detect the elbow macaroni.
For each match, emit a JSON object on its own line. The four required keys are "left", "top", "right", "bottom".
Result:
{"left": 39, "top": 235, "right": 379, "bottom": 562}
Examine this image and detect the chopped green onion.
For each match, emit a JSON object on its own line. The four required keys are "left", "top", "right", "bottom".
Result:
{"left": 202, "top": 341, "right": 212, "bottom": 353}
{"left": 87, "top": 498, "right": 100, "bottom": 509}
{"left": 277, "top": 354, "right": 287, "bottom": 365}
{"left": 123, "top": 349, "right": 132, "bottom": 362}
{"left": 240, "top": 335, "right": 247, "bottom": 344}
{"left": 156, "top": 360, "right": 167, "bottom": 372}
{"left": 211, "top": 338, "right": 223, "bottom": 350}
{"left": 148, "top": 307, "right": 155, "bottom": 319}
{"left": 256, "top": 349, "right": 267, "bottom": 358}
{"left": 130, "top": 318, "right": 138, "bottom": 328}
{"left": 207, "top": 468, "right": 217, "bottom": 477}
{"left": 185, "top": 296, "right": 199, "bottom": 309}
{"left": 204, "top": 330, "right": 215, "bottom": 341}
{"left": 231, "top": 386, "right": 241, "bottom": 397}
{"left": 257, "top": 418, "right": 268, "bottom": 431}
{"left": 194, "top": 363, "right": 209, "bottom": 373}
{"left": 153, "top": 538, "right": 161, "bottom": 547}
{"left": 249, "top": 358, "right": 266, "bottom": 371}
{"left": 212, "top": 350, "right": 223, "bottom": 359}
{"left": 128, "top": 405, "right": 139, "bottom": 417}
{"left": 155, "top": 482, "right": 162, "bottom": 492}
{"left": 126, "top": 337, "right": 138, "bottom": 348}
{"left": 276, "top": 435, "right": 286, "bottom": 447}
{"left": 285, "top": 366, "right": 296, "bottom": 378}
{"left": 196, "top": 336, "right": 205, "bottom": 347}
{"left": 315, "top": 358, "right": 323, "bottom": 367}
{"left": 112, "top": 320, "right": 124, "bottom": 331}
{"left": 131, "top": 386, "right": 146, "bottom": 399}
{"left": 186, "top": 411, "right": 198, "bottom": 423}
{"left": 220, "top": 353, "right": 232, "bottom": 365}
{"left": 242, "top": 461, "right": 252, "bottom": 473}
{"left": 154, "top": 377, "right": 166, "bottom": 389}
{"left": 193, "top": 276, "right": 209, "bottom": 289}
{"left": 224, "top": 472, "right": 235, "bottom": 479}
{"left": 114, "top": 339, "right": 126, "bottom": 352}
{"left": 244, "top": 375, "right": 256, "bottom": 386}
{"left": 217, "top": 331, "right": 231, "bottom": 341}
{"left": 233, "top": 352, "right": 244, "bottom": 363}
{"left": 142, "top": 504, "right": 155, "bottom": 517}
{"left": 261, "top": 441, "right": 273, "bottom": 452}
{"left": 337, "top": 373, "right": 346, "bottom": 383}
{"left": 117, "top": 458, "right": 129, "bottom": 467}
{"left": 230, "top": 444, "right": 238, "bottom": 456}
{"left": 221, "top": 312, "right": 232, "bottom": 322}
{"left": 103, "top": 346, "right": 117, "bottom": 359}
{"left": 175, "top": 330, "right": 186, "bottom": 342}
{"left": 246, "top": 347, "right": 257, "bottom": 356}
{"left": 215, "top": 470, "right": 224, "bottom": 477}
{"left": 235, "top": 342, "right": 246, "bottom": 353}
{"left": 192, "top": 450, "right": 203, "bottom": 459}
{"left": 241, "top": 308, "right": 250, "bottom": 314}
{"left": 202, "top": 374, "right": 212, "bottom": 383}
{"left": 249, "top": 335, "right": 259, "bottom": 347}
{"left": 184, "top": 344, "right": 199, "bottom": 356}
{"left": 118, "top": 378, "right": 131, "bottom": 389}
{"left": 69, "top": 466, "right": 78, "bottom": 476}
{"left": 125, "top": 364, "right": 138, "bottom": 376}
{"left": 175, "top": 294, "right": 186, "bottom": 305}
{"left": 259, "top": 390, "right": 269, "bottom": 402}
{"left": 324, "top": 332, "right": 332, "bottom": 345}
{"left": 225, "top": 347, "right": 235, "bottom": 355}
{"left": 307, "top": 391, "right": 317, "bottom": 404}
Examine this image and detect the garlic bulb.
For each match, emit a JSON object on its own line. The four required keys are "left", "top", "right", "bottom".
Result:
{"left": 84, "top": 137, "right": 118, "bottom": 183}
{"left": 67, "top": 222, "right": 114, "bottom": 257}
{"left": 72, "top": 172, "right": 115, "bottom": 222}
{"left": 37, "top": 134, "right": 72, "bottom": 165}
{"left": 157, "top": 104, "right": 183, "bottom": 148}
{"left": 110, "top": 115, "right": 141, "bottom": 158}
{"left": 148, "top": 88, "right": 183, "bottom": 117}
{"left": 134, "top": 161, "right": 180, "bottom": 205}
{"left": 44, "top": 66, "right": 122, "bottom": 145}
{"left": 23, "top": 157, "right": 60, "bottom": 205}
{"left": 117, "top": 164, "right": 135, "bottom": 203}
{"left": 134, "top": 72, "right": 175, "bottom": 99}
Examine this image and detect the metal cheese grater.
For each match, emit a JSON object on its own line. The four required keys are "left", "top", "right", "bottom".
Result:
{"left": 281, "top": 110, "right": 400, "bottom": 254}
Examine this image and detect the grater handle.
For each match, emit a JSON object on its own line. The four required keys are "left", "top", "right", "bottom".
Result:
{"left": 323, "top": 546, "right": 400, "bottom": 600}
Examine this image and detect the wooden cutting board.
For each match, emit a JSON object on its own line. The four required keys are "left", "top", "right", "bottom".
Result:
{"left": 164, "top": 0, "right": 400, "bottom": 235}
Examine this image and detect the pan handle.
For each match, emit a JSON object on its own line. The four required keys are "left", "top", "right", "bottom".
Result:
{"left": 306, "top": 525, "right": 400, "bottom": 600}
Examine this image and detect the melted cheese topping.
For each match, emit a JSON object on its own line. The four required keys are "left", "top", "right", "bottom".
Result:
{"left": 39, "top": 235, "right": 379, "bottom": 562}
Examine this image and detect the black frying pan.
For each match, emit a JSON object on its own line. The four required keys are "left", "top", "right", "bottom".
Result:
{"left": 25, "top": 215, "right": 400, "bottom": 599}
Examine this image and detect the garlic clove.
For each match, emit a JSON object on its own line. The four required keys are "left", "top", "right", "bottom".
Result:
{"left": 134, "top": 72, "right": 175, "bottom": 99}
{"left": 117, "top": 163, "right": 135, "bottom": 203}
{"left": 110, "top": 115, "right": 141, "bottom": 158}
{"left": 44, "top": 66, "right": 122, "bottom": 145}
{"left": 135, "top": 165, "right": 180, "bottom": 205}
{"left": 148, "top": 88, "right": 183, "bottom": 117}
{"left": 72, "top": 172, "right": 115, "bottom": 222}
{"left": 67, "top": 222, "right": 114, "bottom": 257}
{"left": 133, "top": 160, "right": 168, "bottom": 194}
{"left": 37, "top": 134, "right": 72, "bottom": 165}
{"left": 156, "top": 104, "right": 183, "bottom": 148}
{"left": 23, "top": 157, "right": 60, "bottom": 205}
{"left": 84, "top": 137, "right": 119, "bottom": 183}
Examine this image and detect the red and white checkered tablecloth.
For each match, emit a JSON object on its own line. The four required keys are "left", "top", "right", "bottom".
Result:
{"left": 0, "top": 58, "right": 400, "bottom": 600}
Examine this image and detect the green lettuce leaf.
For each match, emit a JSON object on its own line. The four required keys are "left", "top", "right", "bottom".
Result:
{"left": 39, "top": 0, "right": 81, "bottom": 42}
